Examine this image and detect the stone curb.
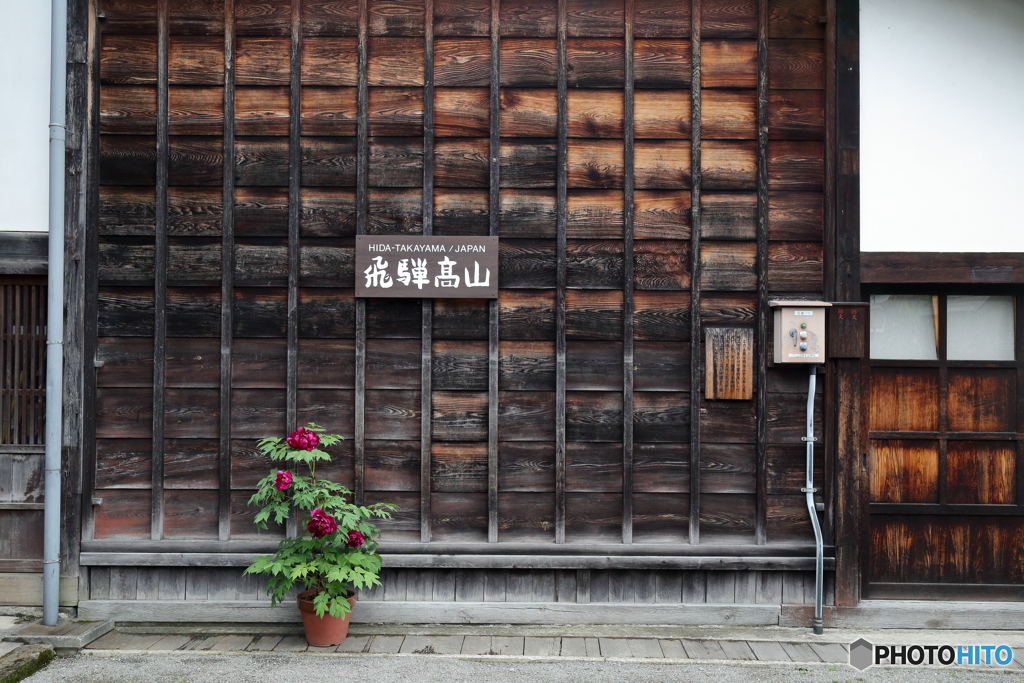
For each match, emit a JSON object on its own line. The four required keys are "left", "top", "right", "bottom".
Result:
{"left": 75, "top": 648, "right": 1020, "bottom": 672}
{"left": 0, "top": 644, "right": 55, "bottom": 683}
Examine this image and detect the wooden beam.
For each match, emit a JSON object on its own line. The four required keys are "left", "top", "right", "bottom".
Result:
{"left": 621, "top": 0, "right": 635, "bottom": 545}
{"left": 0, "top": 233, "right": 48, "bottom": 275}
{"left": 78, "top": 552, "right": 833, "bottom": 571}
{"left": 80, "top": 0, "right": 101, "bottom": 544}
{"left": 689, "top": 0, "right": 703, "bottom": 545}
{"left": 151, "top": 0, "right": 170, "bottom": 542}
{"left": 286, "top": 0, "right": 302, "bottom": 431}
{"left": 80, "top": 539, "right": 828, "bottom": 556}
{"left": 861, "top": 252, "right": 1024, "bottom": 284}
{"left": 79, "top": 600, "right": 784, "bottom": 625}
{"left": 754, "top": 0, "right": 769, "bottom": 546}
{"left": 487, "top": 0, "right": 501, "bottom": 544}
{"left": 554, "top": 0, "right": 568, "bottom": 545}
{"left": 782, "top": 601, "right": 1024, "bottom": 630}
{"left": 421, "top": 0, "right": 435, "bottom": 543}
{"left": 832, "top": 0, "right": 862, "bottom": 607}
{"left": 354, "top": 0, "right": 369, "bottom": 505}
{"left": 219, "top": 0, "right": 236, "bottom": 542}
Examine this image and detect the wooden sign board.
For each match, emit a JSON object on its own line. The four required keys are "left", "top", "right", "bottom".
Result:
{"left": 355, "top": 236, "right": 499, "bottom": 298}
{"left": 705, "top": 327, "right": 754, "bottom": 400}
{"left": 828, "top": 304, "right": 868, "bottom": 358}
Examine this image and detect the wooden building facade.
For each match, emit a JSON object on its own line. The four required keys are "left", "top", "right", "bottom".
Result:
{"left": 23, "top": 0, "right": 887, "bottom": 623}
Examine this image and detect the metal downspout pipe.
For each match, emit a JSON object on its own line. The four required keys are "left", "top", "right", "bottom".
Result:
{"left": 804, "top": 365, "right": 824, "bottom": 635}
{"left": 43, "top": 0, "right": 68, "bottom": 627}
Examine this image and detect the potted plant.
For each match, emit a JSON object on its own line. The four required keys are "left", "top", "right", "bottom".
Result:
{"left": 244, "top": 423, "right": 397, "bottom": 646}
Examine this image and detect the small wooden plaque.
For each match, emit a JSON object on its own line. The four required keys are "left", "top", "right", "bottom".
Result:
{"left": 705, "top": 327, "right": 754, "bottom": 400}
{"left": 828, "top": 304, "right": 868, "bottom": 358}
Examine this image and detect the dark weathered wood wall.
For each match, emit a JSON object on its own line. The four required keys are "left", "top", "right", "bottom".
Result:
{"left": 86, "top": 0, "right": 829, "bottom": 592}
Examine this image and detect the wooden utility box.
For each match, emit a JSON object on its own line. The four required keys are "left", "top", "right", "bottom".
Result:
{"left": 828, "top": 303, "right": 868, "bottom": 358}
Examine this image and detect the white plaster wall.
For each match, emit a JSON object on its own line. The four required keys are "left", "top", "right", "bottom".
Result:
{"left": 0, "top": 1, "right": 51, "bottom": 232}
{"left": 861, "top": 0, "right": 1024, "bottom": 252}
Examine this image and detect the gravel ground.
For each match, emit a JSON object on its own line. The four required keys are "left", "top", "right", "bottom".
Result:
{"left": 24, "top": 652, "right": 1024, "bottom": 683}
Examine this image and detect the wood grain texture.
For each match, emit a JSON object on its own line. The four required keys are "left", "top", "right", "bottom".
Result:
{"left": 869, "top": 440, "right": 938, "bottom": 504}
{"left": 701, "top": 40, "right": 756, "bottom": 88}
{"left": 634, "top": 39, "right": 691, "bottom": 88}
{"left": 704, "top": 327, "right": 753, "bottom": 400}
{"left": 767, "top": 38, "right": 823, "bottom": 89}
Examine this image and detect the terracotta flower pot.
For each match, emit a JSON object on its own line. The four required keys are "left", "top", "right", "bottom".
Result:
{"left": 296, "top": 589, "right": 357, "bottom": 647}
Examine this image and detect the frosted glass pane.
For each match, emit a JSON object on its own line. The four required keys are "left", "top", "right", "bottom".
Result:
{"left": 947, "top": 295, "right": 1015, "bottom": 361}
{"left": 870, "top": 294, "right": 938, "bottom": 360}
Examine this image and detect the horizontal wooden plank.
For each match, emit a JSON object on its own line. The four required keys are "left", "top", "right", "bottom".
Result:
{"left": 0, "top": 574, "right": 79, "bottom": 607}
{"left": 79, "top": 600, "right": 785, "bottom": 624}
{"left": 702, "top": 40, "right": 756, "bottom": 88}
{"left": 77, "top": 554, "right": 826, "bottom": 572}
{"left": 81, "top": 539, "right": 827, "bottom": 555}
{"left": 781, "top": 601, "right": 1024, "bottom": 630}
{"left": 768, "top": 38, "right": 824, "bottom": 89}
{"left": 861, "top": 252, "right": 1024, "bottom": 284}
{"left": 634, "top": 39, "right": 691, "bottom": 88}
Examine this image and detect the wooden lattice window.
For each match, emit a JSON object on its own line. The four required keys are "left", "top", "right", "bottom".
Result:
{"left": 0, "top": 280, "right": 46, "bottom": 445}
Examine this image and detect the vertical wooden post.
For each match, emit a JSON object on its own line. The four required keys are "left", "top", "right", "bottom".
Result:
{"left": 62, "top": 0, "right": 92, "bottom": 577}
{"left": 688, "top": 0, "right": 703, "bottom": 545}
{"left": 554, "top": 0, "right": 568, "bottom": 545}
{"left": 754, "top": 0, "right": 769, "bottom": 546}
{"left": 354, "top": 0, "right": 369, "bottom": 506}
{"left": 621, "top": 0, "right": 635, "bottom": 545}
{"left": 833, "top": 0, "right": 863, "bottom": 606}
{"left": 151, "top": 0, "right": 170, "bottom": 542}
{"left": 420, "top": 0, "right": 435, "bottom": 543}
{"left": 219, "top": 0, "right": 236, "bottom": 542}
{"left": 81, "top": 0, "right": 101, "bottom": 542}
{"left": 487, "top": 0, "right": 501, "bottom": 544}
{"left": 286, "top": 0, "right": 301, "bottom": 431}
{"left": 284, "top": 0, "right": 303, "bottom": 539}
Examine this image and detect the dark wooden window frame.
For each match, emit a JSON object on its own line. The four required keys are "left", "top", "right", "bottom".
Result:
{"left": 863, "top": 282, "right": 1024, "bottom": 599}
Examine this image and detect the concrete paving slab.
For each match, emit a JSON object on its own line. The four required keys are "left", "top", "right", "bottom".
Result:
{"left": 598, "top": 638, "right": 631, "bottom": 658}
{"left": 148, "top": 635, "right": 191, "bottom": 651}
{"left": 367, "top": 635, "right": 404, "bottom": 654}
{"left": 720, "top": 640, "right": 757, "bottom": 660}
{"left": 807, "top": 642, "right": 847, "bottom": 663}
{"left": 246, "top": 635, "right": 282, "bottom": 651}
{"left": 210, "top": 635, "right": 254, "bottom": 651}
{"left": 626, "top": 638, "right": 664, "bottom": 658}
{"left": 460, "top": 636, "right": 491, "bottom": 655}
{"left": 337, "top": 636, "right": 370, "bottom": 653}
{"left": 658, "top": 639, "right": 687, "bottom": 658}
{"left": 779, "top": 641, "right": 820, "bottom": 662}
{"left": 490, "top": 637, "right": 524, "bottom": 656}
{"left": 681, "top": 639, "right": 726, "bottom": 659}
{"left": 745, "top": 640, "right": 791, "bottom": 661}
{"left": 524, "top": 637, "right": 558, "bottom": 657}
{"left": 558, "top": 638, "right": 586, "bottom": 657}
{"left": 275, "top": 636, "right": 310, "bottom": 652}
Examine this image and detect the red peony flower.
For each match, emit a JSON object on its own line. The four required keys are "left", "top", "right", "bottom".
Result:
{"left": 286, "top": 427, "right": 320, "bottom": 451}
{"left": 345, "top": 530, "right": 366, "bottom": 548}
{"left": 274, "top": 470, "right": 293, "bottom": 491}
{"left": 307, "top": 508, "right": 338, "bottom": 539}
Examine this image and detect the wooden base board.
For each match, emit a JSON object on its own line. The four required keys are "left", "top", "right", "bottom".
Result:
{"left": 0, "top": 573, "right": 79, "bottom": 607}
{"left": 78, "top": 600, "right": 782, "bottom": 626}
{"left": 781, "top": 601, "right": 1024, "bottom": 630}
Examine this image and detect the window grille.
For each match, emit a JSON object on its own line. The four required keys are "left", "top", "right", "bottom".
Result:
{"left": 0, "top": 282, "right": 46, "bottom": 445}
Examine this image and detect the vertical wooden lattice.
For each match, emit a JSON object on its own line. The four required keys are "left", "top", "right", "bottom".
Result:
{"left": 0, "top": 284, "right": 46, "bottom": 445}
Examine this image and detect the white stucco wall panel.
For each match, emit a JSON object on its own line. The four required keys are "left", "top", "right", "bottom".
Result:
{"left": 0, "top": 1, "right": 51, "bottom": 232}
{"left": 861, "top": 0, "right": 1024, "bottom": 252}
